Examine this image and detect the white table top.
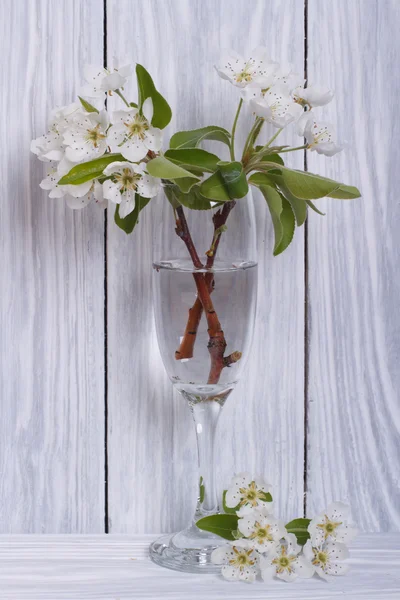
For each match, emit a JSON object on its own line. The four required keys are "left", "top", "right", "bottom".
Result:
{"left": 0, "top": 534, "right": 399, "bottom": 599}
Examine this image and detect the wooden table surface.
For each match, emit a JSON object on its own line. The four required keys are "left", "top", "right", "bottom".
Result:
{"left": 0, "top": 534, "right": 399, "bottom": 599}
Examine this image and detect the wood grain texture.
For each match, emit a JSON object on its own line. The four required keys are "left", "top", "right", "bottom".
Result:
{"left": 106, "top": 0, "right": 305, "bottom": 533}
{"left": 306, "top": 0, "right": 400, "bottom": 530}
{"left": 0, "top": 534, "right": 399, "bottom": 599}
{"left": 0, "top": 0, "right": 105, "bottom": 532}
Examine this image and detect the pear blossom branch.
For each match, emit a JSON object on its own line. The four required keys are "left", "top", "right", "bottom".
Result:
{"left": 175, "top": 201, "right": 236, "bottom": 361}
{"left": 175, "top": 205, "right": 241, "bottom": 384}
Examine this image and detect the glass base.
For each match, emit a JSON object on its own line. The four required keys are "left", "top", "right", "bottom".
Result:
{"left": 149, "top": 523, "right": 223, "bottom": 573}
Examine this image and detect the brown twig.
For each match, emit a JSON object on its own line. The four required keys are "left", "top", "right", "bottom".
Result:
{"left": 175, "top": 201, "right": 236, "bottom": 360}
{"left": 175, "top": 205, "right": 241, "bottom": 384}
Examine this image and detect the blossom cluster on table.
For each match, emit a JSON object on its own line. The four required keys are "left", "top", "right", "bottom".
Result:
{"left": 197, "top": 472, "right": 358, "bottom": 584}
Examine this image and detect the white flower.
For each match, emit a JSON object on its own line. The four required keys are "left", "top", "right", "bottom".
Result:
{"left": 39, "top": 161, "right": 104, "bottom": 209}
{"left": 65, "top": 179, "right": 105, "bottom": 210}
{"left": 103, "top": 161, "right": 160, "bottom": 218}
{"left": 39, "top": 162, "right": 67, "bottom": 198}
{"left": 260, "top": 533, "right": 315, "bottom": 582}
{"left": 298, "top": 113, "right": 343, "bottom": 156}
{"left": 272, "top": 63, "right": 304, "bottom": 92}
{"left": 108, "top": 99, "right": 162, "bottom": 162}
{"left": 225, "top": 472, "right": 272, "bottom": 514}
{"left": 238, "top": 507, "right": 286, "bottom": 552}
{"left": 293, "top": 84, "right": 334, "bottom": 107}
{"left": 308, "top": 502, "right": 358, "bottom": 546}
{"left": 211, "top": 540, "right": 260, "bottom": 582}
{"left": 250, "top": 83, "right": 303, "bottom": 128}
{"left": 63, "top": 109, "right": 109, "bottom": 162}
{"left": 303, "top": 539, "right": 349, "bottom": 581}
{"left": 81, "top": 62, "right": 132, "bottom": 97}
{"left": 31, "top": 102, "right": 83, "bottom": 162}
{"left": 215, "top": 47, "right": 277, "bottom": 88}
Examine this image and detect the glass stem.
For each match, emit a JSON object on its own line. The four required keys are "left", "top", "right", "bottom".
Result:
{"left": 190, "top": 399, "right": 223, "bottom": 519}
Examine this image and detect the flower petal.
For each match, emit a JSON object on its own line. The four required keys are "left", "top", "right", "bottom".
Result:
{"left": 65, "top": 193, "right": 92, "bottom": 209}
{"left": 103, "top": 161, "right": 133, "bottom": 176}
{"left": 142, "top": 97, "right": 154, "bottom": 123}
{"left": 325, "top": 561, "right": 350, "bottom": 577}
{"left": 107, "top": 125, "right": 126, "bottom": 150}
{"left": 238, "top": 568, "right": 256, "bottom": 583}
{"left": 67, "top": 180, "right": 92, "bottom": 198}
{"left": 221, "top": 565, "right": 239, "bottom": 581}
{"left": 302, "top": 540, "right": 314, "bottom": 562}
{"left": 295, "top": 555, "right": 315, "bottom": 579}
{"left": 137, "top": 175, "right": 160, "bottom": 199}
{"left": 119, "top": 191, "right": 136, "bottom": 218}
{"left": 144, "top": 127, "right": 163, "bottom": 151}
{"left": 326, "top": 502, "right": 350, "bottom": 522}
{"left": 261, "top": 566, "right": 276, "bottom": 582}
{"left": 278, "top": 569, "right": 298, "bottom": 583}
{"left": 237, "top": 515, "right": 255, "bottom": 537}
{"left": 335, "top": 526, "right": 359, "bottom": 545}
{"left": 120, "top": 138, "right": 148, "bottom": 162}
{"left": 327, "top": 541, "right": 349, "bottom": 561}
{"left": 103, "top": 180, "right": 121, "bottom": 205}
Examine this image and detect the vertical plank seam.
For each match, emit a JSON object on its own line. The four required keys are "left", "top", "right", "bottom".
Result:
{"left": 303, "top": 0, "right": 309, "bottom": 519}
{"left": 103, "top": 0, "right": 109, "bottom": 535}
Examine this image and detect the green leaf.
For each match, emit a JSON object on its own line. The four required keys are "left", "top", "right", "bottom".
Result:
{"left": 222, "top": 490, "right": 240, "bottom": 514}
{"left": 281, "top": 169, "right": 342, "bottom": 200}
{"left": 170, "top": 125, "right": 231, "bottom": 149}
{"left": 163, "top": 184, "right": 181, "bottom": 209}
{"left": 248, "top": 172, "right": 276, "bottom": 188}
{"left": 146, "top": 156, "right": 200, "bottom": 180}
{"left": 261, "top": 491, "right": 273, "bottom": 502}
{"left": 327, "top": 184, "right": 361, "bottom": 199}
{"left": 200, "top": 161, "right": 248, "bottom": 201}
{"left": 306, "top": 199, "right": 325, "bottom": 216}
{"left": 218, "top": 161, "right": 249, "bottom": 199}
{"left": 164, "top": 183, "right": 211, "bottom": 210}
{"left": 285, "top": 518, "right": 311, "bottom": 546}
{"left": 199, "top": 477, "right": 205, "bottom": 504}
{"left": 259, "top": 185, "right": 283, "bottom": 254}
{"left": 196, "top": 514, "right": 239, "bottom": 541}
{"left": 180, "top": 187, "right": 211, "bottom": 210}
{"left": 275, "top": 195, "right": 296, "bottom": 255}
{"left": 114, "top": 195, "right": 151, "bottom": 234}
{"left": 259, "top": 185, "right": 296, "bottom": 256}
{"left": 173, "top": 177, "right": 199, "bottom": 194}
{"left": 135, "top": 63, "right": 172, "bottom": 129}
{"left": 78, "top": 96, "right": 99, "bottom": 113}
{"left": 164, "top": 148, "right": 221, "bottom": 173}
{"left": 278, "top": 181, "right": 308, "bottom": 227}
{"left": 199, "top": 171, "right": 230, "bottom": 201}
{"left": 261, "top": 153, "right": 284, "bottom": 166}
{"left": 58, "top": 153, "right": 125, "bottom": 185}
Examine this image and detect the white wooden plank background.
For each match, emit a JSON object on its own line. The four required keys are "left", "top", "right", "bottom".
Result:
{"left": 0, "top": 0, "right": 105, "bottom": 532}
{"left": 306, "top": 0, "right": 400, "bottom": 531}
{"left": 0, "top": 0, "right": 398, "bottom": 535}
{"left": 106, "top": 0, "right": 305, "bottom": 533}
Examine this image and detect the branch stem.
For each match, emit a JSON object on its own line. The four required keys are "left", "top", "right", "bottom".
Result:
{"left": 279, "top": 144, "right": 308, "bottom": 153}
{"left": 230, "top": 99, "right": 243, "bottom": 161}
{"left": 175, "top": 202, "right": 236, "bottom": 361}
{"left": 115, "top": 89, "right": 130, "bottom": 108}
{"left": 174, "top": 205, "right": 240, "bottom": 384}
